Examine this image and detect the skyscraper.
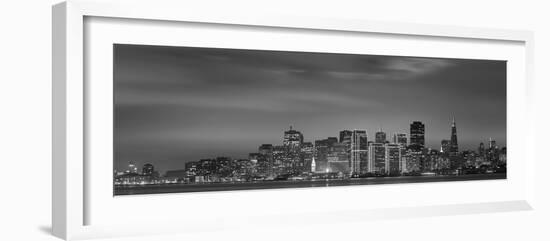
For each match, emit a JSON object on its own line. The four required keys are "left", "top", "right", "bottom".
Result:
{"left": 368, "top": 143, "right": 386, "bottom": 173}
{"left": 282, "top": 126, "right": 303, "bottom": 174}
{"left": 393, "top": 133, "right": 408, "bottom": 174}
{"left": 339, "top": 130, "right": 352, "bottom": 144}
{"left": 327, "top": 142, "right": 350, "bottom": 173}
{"left": 283, "top": 125, "right": 303, "bottom": 149}
{"left": 449, "top": 117, "right": 458, "bottom": 156}
{"left": 402, "top": 149, "right": 422, "bottom": 173}
{"left": 314, "top": 137, "right": 338, "bottom": 173}
{"left": 409, "top": 121, "right": 425, "bottom": 151}
{"left": 300, "top": 142, "right": 314, "bottom": 173}
{"left": 375, "top": 128, "right": 387, "bottom": 143}
{"left": 272, "top": 145, "right": 286, "bottom": 175}
{"left": 350, "top": 130, "right": 367, "bottom": 174}
{"left": 258, "top": 144, "right": 274, "bottom": 176}
{"left": 393, "top": 133, "right": 407, "bottom": 146}
{"left": 384, "top": 143, "right": 401, "bottom": 175}
{"left": 441, "top": 140, "right": 451, "bottom": 154}
{"left": 339, "top": 130, "right": 353, "bottom": 167}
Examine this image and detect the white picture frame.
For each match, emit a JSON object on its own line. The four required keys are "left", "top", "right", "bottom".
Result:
{"left": 52, "top": 0, "right": 535, "bottom": 240}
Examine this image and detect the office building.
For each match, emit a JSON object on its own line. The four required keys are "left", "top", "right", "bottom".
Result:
{"left": 409, "top": 121, "right": 425, "bottom": 151}
{"left": 300, "top": 142, "right": 314, "bottom": 173}
{"left": 327, "top": 142, "right": 350, "bottom": 173}
{"left": 441, "top": 139, "right": 451, "bottom": 154}
{"left": 375, "top": 128, "right": 387, "bottom": 143}
{"left": 385, "top": 143, "right": 401, "bottom": 175}
{"left": 368, "top": 143, "right": 386, "bottom": 173}
{"left": 450, "top": 118, "right": 459, "bottom": 156}
{"left": 393, "top": 133, "right": 407, "bottom": 146}
{"left": 314, "top": 137, "right": 338, "bottom": 172}
{"left": 339, "top": 130, "right": 353, "bottom": 144}
{"left": 350, "top": 130, "right": 367, "bottom": 174}
{"left": 283, "top": 125, "right": 303, "bottom": 149}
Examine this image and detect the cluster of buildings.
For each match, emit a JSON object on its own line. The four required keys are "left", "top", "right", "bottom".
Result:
{"left": 114, "top": 119, "right": 507, "bottom": 185}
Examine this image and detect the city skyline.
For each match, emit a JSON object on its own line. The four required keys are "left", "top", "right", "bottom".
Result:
{"left": 116, "top": 120, "right": 505, "bottom": 174}
{"left": 114, "top": 44, "right": 506, "bottom": 173}
{"left": 114, "top": 115, "right": 507, "bottom": 196}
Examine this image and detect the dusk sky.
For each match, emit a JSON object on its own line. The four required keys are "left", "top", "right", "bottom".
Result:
{"left": 114, "top": 44, "right": 506, "bottom": 173}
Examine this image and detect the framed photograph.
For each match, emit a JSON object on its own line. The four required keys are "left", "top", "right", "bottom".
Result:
{"left": 112, "top": 44, "right": 508, "bottom": 195}
{"left": 53, "top": 0, "right": 535, "bottom": 240}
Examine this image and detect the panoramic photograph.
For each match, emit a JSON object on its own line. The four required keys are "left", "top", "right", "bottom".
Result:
{"left": 113, "top": 44, "right": 507, "bottom": 195}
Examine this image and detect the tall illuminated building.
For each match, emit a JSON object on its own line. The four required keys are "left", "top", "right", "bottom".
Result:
{"left": 441, "top": 140, "right": 451, "bottom": 154}
{"left": 384, "top": 143, "right": 401, "bottom": 175}
{"left": 339, "top": 130, "right": 352, "bottom": 144}
{"left": 257, "top": 144, "right": 274, "bottom": 176}
{"left": 339, "top": 130, "right": 353, "bottom": 165}
{"left": 449, "top": 117, "right": 458, "bottom": 156}
{"left": 300, "top": 142, "right": 314, "bottom": 173}
{"left": 393, "top": 133, "right": 407, "bottom": 146}
{"left": 314, "top": 137, "right": 338, "bottom": 173}
{"left": 409, "top": 121, "right": 425, "bottom": 151}
{"left": 393, "top": 133, "right": 407, "bottom": 174}
{"left": 272, "top": 145, "right": 286, "bottom": 175}
{"left": 367, "top": 143, "right": 385, "bottom": 173}
{"left": 281, "top": 126, "right": 303, "bottom": 174}
{"left": 375, "top": 128, "right": 387, "bottom": 143}
{"left": 327, "top": 142, "right": 350, "bottom": 173}
{"left": 350, "top": 130, "right": 367, "bottom": 174}
{"left": 283, "top": 125, "right": 303, "bottom": 149}
{"left": 402, "top": 149, "right": 422, "bottom": 173}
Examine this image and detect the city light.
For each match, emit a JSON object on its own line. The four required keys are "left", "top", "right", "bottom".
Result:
{"left": 114, "top": 121, "right": 506, "bottom": 192}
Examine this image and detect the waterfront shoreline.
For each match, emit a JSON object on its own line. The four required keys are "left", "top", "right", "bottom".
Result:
{"left": 114, "top": 173, "right": 506, "bottom": 195}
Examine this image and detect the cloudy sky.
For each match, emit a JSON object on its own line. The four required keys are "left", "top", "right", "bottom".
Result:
{"left": 114, "top": 44, "right": 506, "bottom": 173}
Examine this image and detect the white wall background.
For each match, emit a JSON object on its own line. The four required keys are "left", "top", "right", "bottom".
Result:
{"left": 0, "top": 0, "right": 548, "bottom": 240}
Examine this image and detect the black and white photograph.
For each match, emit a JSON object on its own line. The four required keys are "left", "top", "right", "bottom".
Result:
{"left": 113, "top": 44, "right": 507, "bottom": 195}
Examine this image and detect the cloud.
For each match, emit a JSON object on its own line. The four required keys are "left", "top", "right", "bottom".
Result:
{"left": 116, "top": 85, "right": 383, "bottom": 113}
{"left": 385, "top": 57, "right": 453, "bottom": 74}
